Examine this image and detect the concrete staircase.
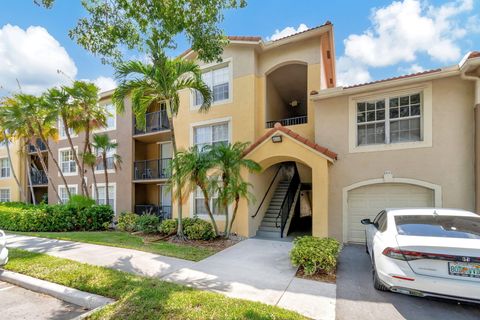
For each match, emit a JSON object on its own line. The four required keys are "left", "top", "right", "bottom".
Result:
{"left": 256, "top": 180, "right": 290, "bottom": 239}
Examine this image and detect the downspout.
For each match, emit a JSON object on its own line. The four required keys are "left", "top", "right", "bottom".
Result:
{"left": 461, "top": 70, "right": 480, "bottom": 212}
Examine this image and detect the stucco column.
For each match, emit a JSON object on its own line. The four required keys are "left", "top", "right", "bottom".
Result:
{"left": 312, "top": 161, "right": 329, "bottom": 237}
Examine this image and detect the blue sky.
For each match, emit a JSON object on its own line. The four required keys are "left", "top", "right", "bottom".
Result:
{"left": 0, "top": 0, "right": 478, "bottom": 94}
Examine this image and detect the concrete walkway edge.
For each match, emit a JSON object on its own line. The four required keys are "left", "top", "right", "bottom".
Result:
{"left": 0, "top": 269, "right": 114, "bottom": 310}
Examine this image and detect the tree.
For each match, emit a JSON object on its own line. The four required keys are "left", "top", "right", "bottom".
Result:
{"left": 209, "top": 142, "right": 261, "bottom": 236}
{"left": 91, "top": 134, "right": 121, "bottom": 207}
{"left": 0, "top": 128, "right": 27, "bottom": 202}
{"left": 169, "top": 146, "right": 219, "bottom": 236}
{"left": 0, "top": 94, "right": 63, "bottom": 202}
{"left": 36, "top": 0, "right": 247, "bottom": 63}
{"left": 82, "top": 151, "right": 99, "bottom": 201}
{"left": 112, "top": 52, "right": 212, "bottom": 239}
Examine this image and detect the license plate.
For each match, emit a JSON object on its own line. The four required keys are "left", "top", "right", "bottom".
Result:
{"left": 448, "top": 262, "right": 480, "bottom": 278}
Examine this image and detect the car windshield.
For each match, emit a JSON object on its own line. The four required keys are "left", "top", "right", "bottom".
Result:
{"left": 395, "top": 215, "right": 480, "bottom": 239}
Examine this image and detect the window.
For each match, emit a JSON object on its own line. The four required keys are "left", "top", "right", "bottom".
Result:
{"left": 0, "top": 189, "right": 10, "bottom": 202}
{"left": 395, "top": 215, "right": 480, "bottom": 239}
{"left": 60, "top": 148, "right": 77, "bottom": 174}
{"left": 194, "top": 187, "right": 226, "bottom": 216}
{"left": 357, "top": 93, "right": 422, "bottom": 146}
{"left": 101, "top": 104, "right": 116, "bottom": 131}
{"left": 194, "top": 122, "right": 229, "bottom": 151}
{"left": 0, "top": 158, "right": 10, "bottom": 178}
{"left": 94, "top": 185, "right": 115, "bottom": 211}
{"left": 58, "top": 119, "right": 75, "bottom": 139}
{"left": 194, "top": 64, "right": 230, "bottom": 106}
{"left": 373, "top": 211, "right": 388, "bottom": 232}
{"left": 59, "top": 185, "right": 77, "bottom": 204}
{"left": 95, "top": 143, "right": 116, "bottom": 172}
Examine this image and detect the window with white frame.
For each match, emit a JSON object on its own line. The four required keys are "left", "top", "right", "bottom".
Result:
{"left": 357, "top": 93, "right": 422, "bottom": 146}
{"left": 94, "top": 185, "right": 115, "bottom": 210}
{"left": 0, "top": 158, "right": 10, "bottom": 178}
{"left": 60, "top": 148, "right": 77, "bottom": 174}
{"left": 103, "top": 104, "right": 116, "bottom": 131}
{"left": 0, "top": 188, "right": 10, "bottom": 202}
{"left": 58, "top": 118, "right": 75, "bottom": 139}
{"left": 193, "top": 122, "right": 229, "bottom": 151}
{"left": 194, "top": 187, "right": 226, "bottom": 216}
{"left": 95, "top": 143, "right": 116, "bottom": 171}
{"left": 194, "top": 64, "right": 230, "bottom": 106}
{"left": 59, "top": 185, "right": 77, "bottom": 204}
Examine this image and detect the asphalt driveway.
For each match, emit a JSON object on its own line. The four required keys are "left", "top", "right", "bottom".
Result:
{"left": 336, "top": 244, "right": 480, "bottom": 320}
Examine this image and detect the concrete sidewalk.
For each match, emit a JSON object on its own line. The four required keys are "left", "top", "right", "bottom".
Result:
{"left": 6, "top": 234, "right": 335, "bottom": 320}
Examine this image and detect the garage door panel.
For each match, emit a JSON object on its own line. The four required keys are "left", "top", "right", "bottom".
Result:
{"left": 347, "top": 183, "right": 434, "bottom": 243}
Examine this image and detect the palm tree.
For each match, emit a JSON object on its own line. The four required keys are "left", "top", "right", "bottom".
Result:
{"left": 209, "top": 142, "right": 261, "bottom": 236}
{"left": 112, "top": 48, "right": 212, "bottom": 238}
{"left": 91, "top": 134, "right": 121, "bottom": 206}
{"left": 169, "top": 146, "right": 219, "bottom": 236}
{"left": 62, "top": 81, "right": 107, "bottom": 197}
{"left": 0, "top": 94, "right": 63, "bottom": 202}
{"left": 0, "top": 128, "right": 27, "bottom": 202}
{"left": 82, "top": 151, "right": 99, "bottom": 201}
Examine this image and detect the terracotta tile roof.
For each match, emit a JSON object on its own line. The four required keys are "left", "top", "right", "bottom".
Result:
{"left": 468, "top": 51, "right": 480, "bottom": 59}
{"left": 228, "top": 35, "right": 262, "bottom": 42}
{"left": 343, "top": 68, "right": 442, "bottom": 89}
{"left": 243, "top": 122, "right": 337, "bottom": 161}
{"left": 267, "top": 21, "right": 333, "bottom": 43}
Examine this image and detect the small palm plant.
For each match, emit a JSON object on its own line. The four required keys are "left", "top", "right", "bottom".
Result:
{"left": 91, "top": 134, "right": 122, "bottom": 206}
{"left": 82, "top": 151, "right": 100, "bottom": 201}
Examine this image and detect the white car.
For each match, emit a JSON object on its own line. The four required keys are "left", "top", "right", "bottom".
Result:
{"left": 0, "top": 230, "right": 8, "bottom": 266}
{"left": 362, "top": 208, "right": 480, "bottom": 303}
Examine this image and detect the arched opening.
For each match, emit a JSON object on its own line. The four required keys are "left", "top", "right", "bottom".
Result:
{"left": 266, "top": 63, "right": 308, "bottom": 128}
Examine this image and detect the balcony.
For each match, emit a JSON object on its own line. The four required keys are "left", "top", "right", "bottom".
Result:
{"left": 133, "top": 110, "right": 170, "bottom": 136}
{"left": 134, "top": 205, "right": 172, "bottom": 220}
{"left": 134, "top": 158, "right": 171, "bottom": 181}
{"left": 266, "top": 115, "right": 308, "bottom": 128}
{"left": 30, "top": 170, "right": 48, "bottom": 186}
{"left": 28, "top": 139, "right": 47, "bottom": 153}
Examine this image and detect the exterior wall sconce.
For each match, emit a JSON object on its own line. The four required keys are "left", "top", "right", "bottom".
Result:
{"left": 272, "top": 135, "right": 282, "bottom": 143}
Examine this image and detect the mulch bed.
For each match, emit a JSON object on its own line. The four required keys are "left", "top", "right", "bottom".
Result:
{"left": 295, "top": 266, "right": 336, "bottom": 284}
{"left": 141, "top": 233, "right": 241, "bottom": 251}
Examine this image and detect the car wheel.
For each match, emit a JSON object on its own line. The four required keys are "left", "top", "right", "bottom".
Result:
{"left": 372, "top": 258, "right": 388, "bottom": 291}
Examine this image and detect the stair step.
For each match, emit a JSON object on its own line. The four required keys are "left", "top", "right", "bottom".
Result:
{"left": 259, "top": 226, "right": 281, "bottom": 232}
{"left": 256, "top": 230, "right": 281, "bottom": 239}
{"left": 261, "top": 221, "right": 278, "bottom": 228}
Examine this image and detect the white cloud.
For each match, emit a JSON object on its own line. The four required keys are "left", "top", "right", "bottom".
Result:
{"left": 399, "top": 63, "right": 425, "bottom": 74}
{"left": 337, "top": 0, "right": 475, "bottom": 86}
{"left": 0, "top": 24, "right": 77, "bottom": 95}
{"left": 267, "top": 23, "right": 309, "bottom": 41}
{"left": 336, "top": 57, "right": 372, "bottom": 87}
{"left": 91, "top": 76, "right": 116, "bottom": 92}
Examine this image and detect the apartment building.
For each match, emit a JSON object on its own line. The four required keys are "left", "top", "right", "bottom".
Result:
{"left": 0, "top": 139, "right": 25, "bottom": 203}
{"left": 18, "top": 22, "right": 480, "bottom": 243}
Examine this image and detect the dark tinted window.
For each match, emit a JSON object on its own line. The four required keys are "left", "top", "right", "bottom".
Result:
{"left": 373, "top": 211, "right": 388, "bottom": 232}
{"left": 395, "top": 215, "right": 480, "bottom": 239}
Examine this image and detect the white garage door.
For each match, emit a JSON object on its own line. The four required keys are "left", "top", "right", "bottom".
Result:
{"left": 347, "top": 183, "right": 434, "bottom": 243}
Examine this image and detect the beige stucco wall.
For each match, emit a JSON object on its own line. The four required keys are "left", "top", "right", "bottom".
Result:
{"left": 0, "top": 140, "right": 25, "bottom": 202}
{"left": 314, "top": 75, "right": 476, "bottom": 240}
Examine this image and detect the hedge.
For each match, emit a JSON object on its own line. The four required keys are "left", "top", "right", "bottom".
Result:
{"left": 290, "top": 236, "right": 341, "bottom": 275}
{"left": 0, "top": 202, "right": 114, "bottom": 232}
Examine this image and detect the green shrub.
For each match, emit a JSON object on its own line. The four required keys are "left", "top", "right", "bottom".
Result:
{"left": 158, "top": 219, "right": 177, "bottom": 235}
{"left": 0, "top": 203, "right": 113, "bottom": 232}
{"left": 184, "top": 218, "right": 215, "bottom": 240}
{"left": 136, "top": 214, "right": 160, "bottom": 234}
{"left": 67, "top": 195, "right": 95, "bottom": 210}
{"left": 117, "top": 212, "right": 139, "bottom": 232}
{"left": 290, "top": 236, "right": 341, "bottom": 276}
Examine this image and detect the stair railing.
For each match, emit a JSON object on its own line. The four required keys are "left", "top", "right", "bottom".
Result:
{"left": 251, "top": 166, "right": 282, "bottom": 218}
{"left": 275, "top": 164, "right": 300, "bottom": 237}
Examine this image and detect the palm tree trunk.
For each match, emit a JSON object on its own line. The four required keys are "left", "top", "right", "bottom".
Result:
{"left": 3, "top": 136, "right": 26, "bottom": 202}
{"left": 62, "top": 115, "right": 88, "bottom": 197}
{"left": 33, "top": 143, "right": 61, "bottom": 202}
{"left": 34, "top": 123, "right": 71, "bottom": 198}
{"left": 201, "top": 187, "right": 219, "bottom": 236}
{"left": 90, "top": 164, "right": 99, "bottom": 202}
{"left": 227, "top": 195, "right": 240, "bottom": 238}
{"left": 26, "top": 156, "right": 36, "bottom": 205}
{"left": 103, "top": 151, "right": 109, "bottom": 206}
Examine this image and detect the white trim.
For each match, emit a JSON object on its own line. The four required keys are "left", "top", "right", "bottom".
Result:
{"left": 58, "top": 146, "right": 78, "bottom": 176}
{"left": 91, "top": 183, "right": 116, "bottom": 213}
{"left": 0, "top": 187, "right": 11, "bottom": 202}
{"left": 341, "top": 173, "right": 442, "bottom": 243}
{"left": 94, "top": 139, "right": 117, "bottom": 174}
{"left": 0, "top": 157, "right": 11, "bottom": 179}
{"left": 189, "top": 116, "right": 232, "bottom": 147}
{"left": 94, "top": 103, "right": 117, "bottom": 133}
{"left": 190, "top": 57, "right": 234, "bottom": 110}
{"left": 348, "top": 83, "right": 433, "bottom": 153}
{"left": 58, "top": 184, "right": 78, "bottom": 204}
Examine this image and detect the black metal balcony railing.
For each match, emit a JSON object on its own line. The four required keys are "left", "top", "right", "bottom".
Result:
{"left": 134, "top": 205, "right": 172, "bottom": 220}
{"left": 266, "top": 115, "right": 308, "bottom": 128}
{"left": 28, "top": 139, "right": 47, "bottom": 153}
{"left": 30, "top": 170, "right": 48, "bottom": 185}
{"left": 134, "top": 110, "right": 170, "bottom": 135}
{"left": 134, "top": 158, "right": 171, "bottom": 180}
{"left": 96, "top": 157, "right": 115, "bottom": 171}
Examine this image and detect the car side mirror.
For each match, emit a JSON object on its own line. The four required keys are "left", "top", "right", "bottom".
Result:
{"left": 361, "top": 218, "right": 373, "bottom": 225}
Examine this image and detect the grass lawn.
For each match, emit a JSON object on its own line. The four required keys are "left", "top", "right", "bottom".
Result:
{"left": 13, "top": 231, "right": 215, "bottom": 262}
{"left": 5, "top": 249, "right": 306, "bottom": 320}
